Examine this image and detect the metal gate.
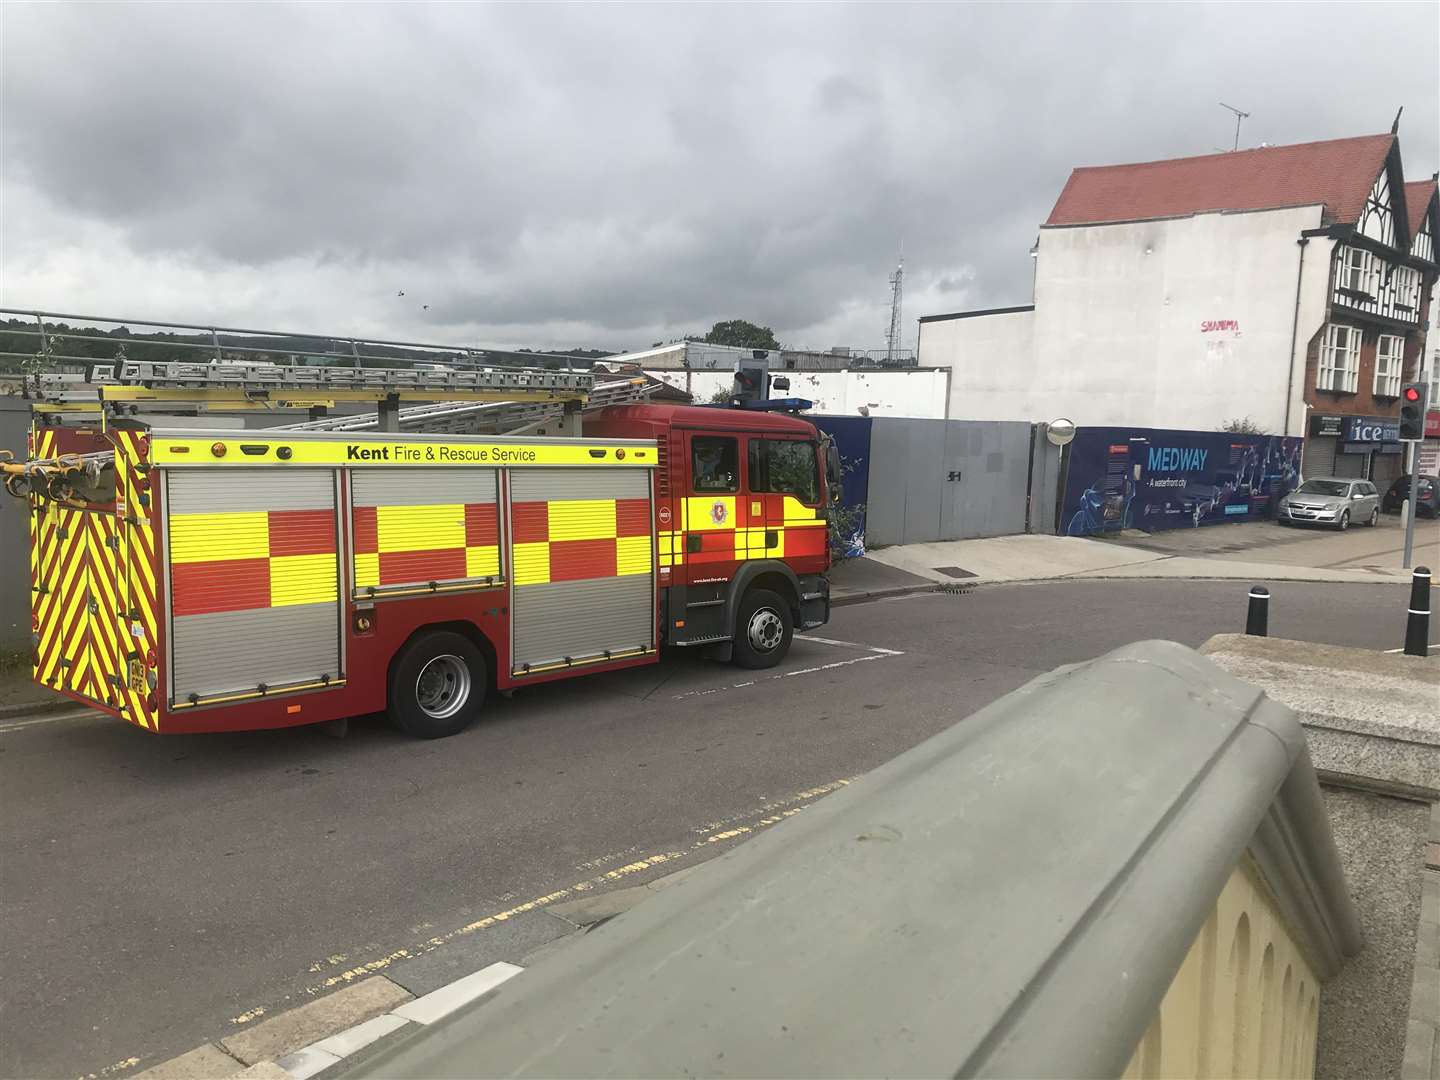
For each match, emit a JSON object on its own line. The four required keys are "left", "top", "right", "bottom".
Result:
{"left": 508, "top": 468, "right": 654, "bottom": 676}
{"left": 350, "top": 468, "right": 500, "bottom": 596}
{"left": 165, "top": 468, "right": 342, "bottom": 705}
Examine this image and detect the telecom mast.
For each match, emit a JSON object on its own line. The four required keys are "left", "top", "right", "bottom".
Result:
{"left": 884, "top": 253, "right": 904, "bottom": 364}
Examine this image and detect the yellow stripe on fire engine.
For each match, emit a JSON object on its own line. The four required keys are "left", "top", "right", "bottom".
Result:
{"left": 616, "top": 535, "right": 652, "bottom": 576}
{"left": 512, "top": 542, "right": 550, "bottom": 586}
{"left": 169, "top": 512, "right": 269, "bottom": 563}
{"left": 547, "top": 500, "right": 617, "bottom": 541}
{"left": 781, "top": 496, "right": 825, "bottom": 526}
{"left": 354, "top": 552, "right": 379, "bottom": 588}
{"left": 376, "top": 504, "right": 465, "bottom": 552}
{"left": 270, "top": 554, "right": 339, "bottom": 607}
{"left": 657, "top": 532, "right": 683, "bottom": 568}
{"left": 735, "top": 527, "right": 781, "bottom": 559}
{"left": 465, "top": 545, "right": 500, "bottom": 578}
{"left": 684, "top": 496, "right": 736, "bottom": 531}
{"left": 152, "top": 438, "right": 656, "bottom": 468}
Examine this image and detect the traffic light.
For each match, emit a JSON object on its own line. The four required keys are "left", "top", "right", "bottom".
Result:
{"left": 1398, "top": 382, "right": 1428, "bottom": 441}
{"left": 732, "top": 361, "right": 768, "bottom": 404}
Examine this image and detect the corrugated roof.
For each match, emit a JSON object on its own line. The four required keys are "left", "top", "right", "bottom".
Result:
{"left": 1046, "top": 134, "right": 1394, "bottom": 227}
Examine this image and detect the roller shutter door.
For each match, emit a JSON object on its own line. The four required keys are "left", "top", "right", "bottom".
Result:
{"left": 1303, "top": 436, "right": 1337, "bottom": 478}
{"left": 165, "top": 468, "right": 341, "bottom": 705}
{"left": 508, "top": 468, "right": 654, "bottom": 675}
{"left": 350, "top": 468, "right": 500, "bottom": 596}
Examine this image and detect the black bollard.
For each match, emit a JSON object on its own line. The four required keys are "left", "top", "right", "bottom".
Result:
{"left": 1404, "top": 566, "right": 1431, "bottom": 658}
{"left": 1246, "top": 586, "right": 1269, "bottom": 637}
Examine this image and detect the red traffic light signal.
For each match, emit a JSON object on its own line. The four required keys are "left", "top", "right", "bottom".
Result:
{"left": 1403, "top": 385, "right": 1421, "bottom": 403}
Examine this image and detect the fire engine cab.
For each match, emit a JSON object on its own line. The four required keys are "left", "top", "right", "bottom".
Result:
{"left": 6, "top": 335, "right": 835, "bottom": 739}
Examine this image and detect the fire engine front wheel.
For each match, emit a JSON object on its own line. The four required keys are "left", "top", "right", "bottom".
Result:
{"left": 732, "top": 588, "right": 794, "bottom": 670}
{"left": 389, "top": 631, "right": 487, "bottom": 739}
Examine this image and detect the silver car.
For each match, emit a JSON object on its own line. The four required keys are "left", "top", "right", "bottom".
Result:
{"left": 1277, "top": 477, "right": 1380, "bottom": 530}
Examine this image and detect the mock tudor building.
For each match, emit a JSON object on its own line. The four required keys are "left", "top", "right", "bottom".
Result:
{"left": 920, "top": 132, "right": 1438, "bottom": 484}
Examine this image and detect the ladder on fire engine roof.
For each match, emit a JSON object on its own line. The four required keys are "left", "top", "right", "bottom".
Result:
{"left": 275, "top": 375, "right": 653, "bottom": 435}
{"left": 2, "top": 308, "right": 625, "bottom": 418}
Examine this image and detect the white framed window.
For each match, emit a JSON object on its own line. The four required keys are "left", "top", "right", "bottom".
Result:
{"left": 1391, "top": 265, "right": 1421, "bottom": 311}
{"left": 1318, "top": 324, "right": 1361, "bottom": 393}
{"left": 1339, "top": 246, "right": 1376, "bottom": 295}
{"left": 1374, "top": 334, "right": 1404, "bottom": 397}
{"left": 1428, "top": 354, "right": 1440, "bottom": 404}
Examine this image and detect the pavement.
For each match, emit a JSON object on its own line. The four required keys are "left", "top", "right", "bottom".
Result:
{"left": 1, "top": 575, "right": 1428, "bottom": 1079}
{"left": 861, "top": 513, "right": 1439, "bottom": 589}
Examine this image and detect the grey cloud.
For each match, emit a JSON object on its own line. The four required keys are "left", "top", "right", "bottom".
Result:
{"left": 2, "top": 2, "right": 1435, "bottom": 350}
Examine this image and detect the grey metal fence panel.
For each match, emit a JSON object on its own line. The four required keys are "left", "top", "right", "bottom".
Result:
{"left": 510, "top": 576, "right": 653, "bottom": 672}
{"left": 864, "top": 418, "right": 1034, "bottom": 545}
{"left": 171, "top": 604, "right": 340, "bottom": 701}
{"left": 862, "top": 421, "right": 909, "bottom": 547}
{"left": 902, "top": 421, "right": 945, "bottom": 544}
{"left": 0, "top": 400, "right": 31, "bottom": 649}
{"left": 351, "top": 467, "right": 497, "bottom": 507}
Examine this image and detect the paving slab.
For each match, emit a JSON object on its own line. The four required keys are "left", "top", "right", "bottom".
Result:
{"left": 220, "top": 977, "right": 411, "bottom": 1066}
{"left": 133, "top": 1043, "right": 245, "bottom": 1080}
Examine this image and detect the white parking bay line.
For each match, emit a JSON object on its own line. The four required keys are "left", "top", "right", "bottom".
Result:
{"left": 1383, "top": 643, "right": 1439, "bottom": 653}
{"left": 0, "top": 711, "right": 98, "bottom": 734}
{"left": 802, "top": 635, "right": 903, "bottom": 656}
{"left": 672, "top": 649, "right": 903, "bottom": 701}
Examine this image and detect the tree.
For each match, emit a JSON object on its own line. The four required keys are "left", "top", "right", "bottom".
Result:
{"left": 1219, "top": 417, "right": 1266, "bottom": 434}
{"left": 703, "top": 319, "right": 780, "bottom": 351}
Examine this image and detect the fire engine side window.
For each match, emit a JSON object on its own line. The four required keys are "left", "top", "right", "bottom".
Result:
{"left": 748, "top": 439, "right": 820, "bottom": 505}
{"left": 691, "top": 436, "right": 738, "bottom": 493}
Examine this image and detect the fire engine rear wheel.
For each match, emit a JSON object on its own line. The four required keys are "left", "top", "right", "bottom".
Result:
{"left": 389, "top": 631, "right": 486, "bottom": 739}
{"left": 732, "top": 588, "right": 793, "bottom": 670}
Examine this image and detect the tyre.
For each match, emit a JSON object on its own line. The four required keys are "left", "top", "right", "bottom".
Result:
{"left": 388, "top": 630, "right": 486, "bottom": 738}
{"left": 1336, "top": 510, "right": 1350, "bottom": 531}
{"left": 1366, "top": 507, "right": 1379, "bottom": 527}
{"left": 732, "top": 588, "right": 794, "bottom": 670}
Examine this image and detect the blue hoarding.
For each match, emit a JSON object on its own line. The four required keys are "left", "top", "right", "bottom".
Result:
{"left": 1061, "top": 427, "right": 1303, "bottom": 537}
{"left": 811, "top": 415, "right": 872, "bottom": 557}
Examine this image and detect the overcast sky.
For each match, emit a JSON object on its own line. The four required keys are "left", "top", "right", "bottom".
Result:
{"left": 3, "top": 2, "right": 1436, "bottom": 355}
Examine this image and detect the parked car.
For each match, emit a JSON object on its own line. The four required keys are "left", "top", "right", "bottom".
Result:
{"left": 1381, "top": 474, "right": 1439, "bottom": 518}
{"left": 1276, "top": 478, "right": 1380, "bottom": 530}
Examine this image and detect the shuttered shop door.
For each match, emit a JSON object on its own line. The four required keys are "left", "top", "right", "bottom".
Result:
{"left": 509, "top": 468, "right": 653, "bottom": 675}
{"left": 350, "top": 468, "right": 500, "bottom": 596}
{"left": 1303, "top": 436, "right": 1337, "bottom": 478}
{"left": 165, "top": 468, "right": 341, "bottom": 704}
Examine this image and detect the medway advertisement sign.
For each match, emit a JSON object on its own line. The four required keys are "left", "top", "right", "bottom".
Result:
{"left": 1062, "top": 426, "right": 1303, "bottom": 537}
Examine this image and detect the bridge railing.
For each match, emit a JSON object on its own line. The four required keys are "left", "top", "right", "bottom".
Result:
{"left": 355, "top": 640, "right": 1361, "bottom": 1079}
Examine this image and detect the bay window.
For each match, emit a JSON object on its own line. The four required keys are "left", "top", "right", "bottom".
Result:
{"left": 1339, "top": 246, "right": 1376, "bottom": 296}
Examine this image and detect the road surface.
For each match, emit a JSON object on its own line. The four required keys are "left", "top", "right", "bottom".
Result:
{"left": 0, "top": 577, "right": 1424, "bottom": 1078}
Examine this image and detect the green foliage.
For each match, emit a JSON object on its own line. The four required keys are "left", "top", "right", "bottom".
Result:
{"left": 708, "top": 385, "right": 734, "bottom": 404}
{"left": 1220, "top": 417, "right": 1266, "bottom": 434}
{"left": 703, "top": 320, "right": 780, "bottom": 351}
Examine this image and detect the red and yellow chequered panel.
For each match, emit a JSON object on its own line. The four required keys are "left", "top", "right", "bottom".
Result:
{"left": 668, "top": 494, "right": 827, "bottom": 567}
{"left": 511, "top": 497, "right": 651, "bottom": 585}
{"left": 351, "top": 502, "right": 498, "bottom": 589}
{"left": 29, "top": 429, "right": 162, "bottom": 730}
{"left": 169, "top": 509, "right": 337, "bottom": 615}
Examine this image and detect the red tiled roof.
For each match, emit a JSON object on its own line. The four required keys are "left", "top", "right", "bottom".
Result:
{"left": 1046, "top": 134, "right": 1394, "bottom": 227}
{"left": 1404, "top": 179, "right": 1437, "bottom": 238}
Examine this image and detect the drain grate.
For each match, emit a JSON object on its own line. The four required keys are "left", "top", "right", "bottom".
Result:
{"left": 932, "top": 566, "right": 978, "bottom": 579}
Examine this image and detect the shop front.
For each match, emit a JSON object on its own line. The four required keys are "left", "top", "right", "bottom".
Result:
{"left": 1419, "top": 411, "right": 1440, "bottom": 477}
{"left": 1305, "top": 413, "right": 1404, "bottom": 482}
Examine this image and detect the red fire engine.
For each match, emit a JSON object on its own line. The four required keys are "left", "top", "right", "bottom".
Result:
{"left": 7, "top": 346, "right": 835, "bottom": 738}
